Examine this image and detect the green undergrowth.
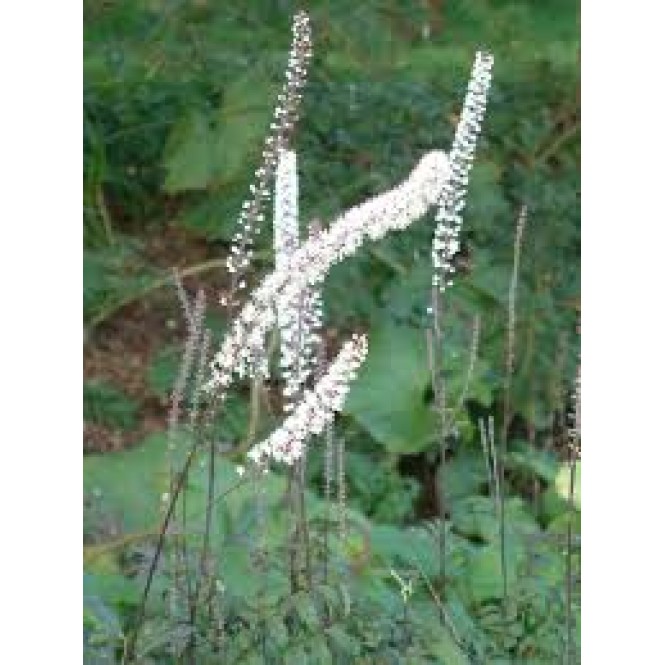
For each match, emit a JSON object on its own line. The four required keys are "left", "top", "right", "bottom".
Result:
{"left": 84, "top": 428, "right": 580, "bottom": 663}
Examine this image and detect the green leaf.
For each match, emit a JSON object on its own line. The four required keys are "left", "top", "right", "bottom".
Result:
{"left": 84, "top": 571, "right": 139, "bottom": 608}
{"left": 461, "top": 542, "right": 524, "bottom": 605}
{"left": 428, "top": 630, "right": 471, "bottom": 665}
{"left": 283, "top": 644, "right": 309, "bottom": 665}
{"left": 212, "top": 74, "right": 276, "bottom": 183}
{"left": 443, "top": 447, "right": 489, "bottom": 502}
{"left": 344, "top": 323, "right": 435, "bottom": 453}
{"left": 146, "top": 344, "right": 181, "bottom": 399}
{"left": 451, "top": 495, "right": 540, "bottom": 544}
{"left": 265, "top": 616, "right": 289, "bottom": 650}
{"left": 505, "top": 442, "right": 559, "bottom": 483}
{"left": 84, "top": 380, "right": 138, "bottom": 431}
{"left": 162, "top": 109, "right": 215, "bottom": 193}
{"left": 83, "top": 431, "right": 174, "bottom": 534}
{"left": 326, "top": 625, "right": 360, "bottom": 658}
{"left": 294, "top": 592, "right": 320, "bottom": 631}
{"left": 307, "top": 636, "right": 334, "bottom": 665}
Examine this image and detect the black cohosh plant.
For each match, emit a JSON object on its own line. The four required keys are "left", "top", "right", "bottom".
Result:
{"left": 119, "top": 10, "right": 580, "bottom": 665}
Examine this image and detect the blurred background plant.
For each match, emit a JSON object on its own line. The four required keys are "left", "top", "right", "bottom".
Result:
{"left": 84, "top": 1, "right": 580, "bottom": 663}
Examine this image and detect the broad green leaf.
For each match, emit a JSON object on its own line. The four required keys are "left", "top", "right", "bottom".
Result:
{"left": 451, "top": 495, "right": 539, "bottom": 544}
{"left": 293, "top": 592, "right": 320, "bottom": 631}
{"left": 443, "top": 447, "right": 490, "bottom": 501}
{"left": 326, "top": 625, "right": 360, "bottom": 658}
{"left": 505, "top": 442, "right": 559, "bottom": 483}
{"left": 212, "top": 74, "right": 276, "bottom": 183}
{"left": 283, "top": 644, "right": 309, "bottom": 665}
{"left": 265, "top": 616, "right": 289, "bottom": 650}
{"left": 84, "top": 593, "right": 121, "bottom": 665}
{"left": 461, "top": 542, "right": 524, "bottom": 605}
{"left": 84, "top": 380, "right": 138, "bottom": 431}
{"left": 84, "top": 431, "right": 174, "bottom": 533}
{"left": 428, "top": 630, "right": 471, "bottom": 665}
{"left": 344, "top": 323, "right": 435, "bottom": 453}
{"left": 162, "top": 109, "right": 215, "bottom": 193}
{"left": 307, "top": 636, "right": 333, "bottom": 665}
{"left": 84, "top": 571, "right": 139, "bottom": 608}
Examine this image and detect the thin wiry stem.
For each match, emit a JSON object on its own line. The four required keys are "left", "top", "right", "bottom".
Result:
{"left": 323, "top": 422, "right": 334, "bottom": 584}
{"left": 479, "top": 417, "right": 500, "bottom": 518}
{"left": 337, "top": 436, "right": 347, "bottom": 541}
{"left": 427, "top": 285, "right": 448, "bottom": 606}
{"left": 172, "top": 268, "right": 193, "bottom": 329}
{"left": 449, "top": 314, "right": 481, "bottom": 424}
{"left": 566, "top": 363, "right": 581, "bottom": 663}
{"left": 166, "top": 284, "right": 206, "bottom": 639}
{"left": 126, "top": 441, "right": 203, "bottom": 662}
{"left": 500, "top": 204, "right": 527, "bottom": 609}
{"left": 124, "top": 433, "right": 246, "bottom": 664}
{"left": 316, "top": 326, "right": 334, "bottom": 585}
{"left": 487, "top": 416, "right": 500, "bottom": 520}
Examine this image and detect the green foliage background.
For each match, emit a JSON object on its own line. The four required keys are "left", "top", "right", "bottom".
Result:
{"left": 84, "top": 1, "right": 580, "bottom": 662}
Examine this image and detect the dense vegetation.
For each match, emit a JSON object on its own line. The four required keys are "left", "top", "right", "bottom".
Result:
{"left": 83, "top": 1, "right": 580, "bottom": 663}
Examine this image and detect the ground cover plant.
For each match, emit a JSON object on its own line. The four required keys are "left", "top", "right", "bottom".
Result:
{"left": 84, "top": 3, "right": 580, "bottom": 663}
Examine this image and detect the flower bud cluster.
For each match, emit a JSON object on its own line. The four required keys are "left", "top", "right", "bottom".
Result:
{"left": 248, "top": 334, "right": 368, "bottom": 465}
{"left": 432, "top": 51, "right": 493, "bottom": 291}
{"left": 226, "top": 11, "right": 312, "bottom": 289}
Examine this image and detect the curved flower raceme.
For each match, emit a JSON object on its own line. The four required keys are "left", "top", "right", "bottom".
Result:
{"left": 432, "top": 51, "right": 493, "bottom": 291}
{"left": 248, "top": 334, "right": 368, "bottom": 465}
{"left": 207, "top": 149, "right": 451, "bottom": 396}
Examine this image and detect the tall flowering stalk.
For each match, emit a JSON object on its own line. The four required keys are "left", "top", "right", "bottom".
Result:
{"left": 127, "top": 16, "right": 504, "bottom": 657}
{"left": 225, "top": 11, "right": 312, "bottom": 298}
{"left": 432, "top": 51, "right": 494, "bottom": 291}
{"left": 428, "top": 49, "right": 493, "bottom": 609}
{"left": 208, "top": 149, "right": 451, "bottom": 399}
{"left": 272, "top": 148, "right": 325, "bottom": 588}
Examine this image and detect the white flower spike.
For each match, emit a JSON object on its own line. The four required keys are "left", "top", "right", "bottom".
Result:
{"left": 248, "top": 333, "right": 368, "bottom": 465}
{"left": 208, "top": 150, "right": 450, "bottom": 396}
{"left": 432, "top": 51, "right": 493, "bottom": 291}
